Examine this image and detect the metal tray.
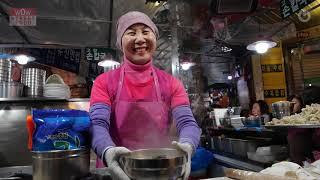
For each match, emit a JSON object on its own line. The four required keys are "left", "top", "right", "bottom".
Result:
{"left": 264, "top": 124, "right": 320, "bottom": 129}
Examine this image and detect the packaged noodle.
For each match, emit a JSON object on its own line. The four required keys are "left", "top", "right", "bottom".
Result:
{"left": 32, "top": 109, "right": 90, "bottom": 151}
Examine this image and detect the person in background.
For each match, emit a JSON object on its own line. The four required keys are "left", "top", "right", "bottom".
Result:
{"left": 288, "top": 95, "right": 304, "bottom": 114}
{"left": 250, "top": 100, "right": 270, "bottom": 123}
{"left": 287, "top": 90, "right": 320, "bottom": 165}
{"left": 89, "top": 11, "right": 201, "bottom": 180}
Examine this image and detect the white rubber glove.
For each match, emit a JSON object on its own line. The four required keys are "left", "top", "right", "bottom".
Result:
{"left": 172, "top": 141, "right": 193, "bottom": 180}
{"left": 104, "top": 147, "right": 131, "bottom": 180}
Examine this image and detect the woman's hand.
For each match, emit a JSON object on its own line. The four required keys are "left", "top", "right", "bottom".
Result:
{"left": 172, "top": 141, "right": 193, "bottom": 180}
{"left": 104, "top": 147, "right": 131, "bottom": 180}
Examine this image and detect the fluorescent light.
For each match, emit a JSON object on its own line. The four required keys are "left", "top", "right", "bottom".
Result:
{"left": 247, "top": 40, "right": 277, "bottom": 54}
{"left": 14, "top": 54, "right": 35, "bottom": 65}
{"left": 227, "top": 75, "right": 232, "bottom": 80}
{"left": 98, "top": 60, "right": 120, "bottom": 67}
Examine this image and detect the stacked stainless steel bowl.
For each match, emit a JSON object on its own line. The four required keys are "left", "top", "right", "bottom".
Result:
{"left": 21, "top": 68, "right": 46, "bottom": 97}
{"left": 0, "top": 58, "right": 24, "bottom": 98}
{"left": 0, "top": 58, "right": 13, "bottom": 82}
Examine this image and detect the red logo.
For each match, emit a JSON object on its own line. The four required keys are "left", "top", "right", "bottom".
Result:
{"left": 9, "top": 8, "right": 37, "bottom": 26}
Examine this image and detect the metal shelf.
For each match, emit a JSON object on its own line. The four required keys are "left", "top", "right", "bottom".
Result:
{"left": 0, "top": 97, "right": 89, "bottom": 102}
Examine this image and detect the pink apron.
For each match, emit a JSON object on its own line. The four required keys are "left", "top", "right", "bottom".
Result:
{"left": 96, "top": 66, "right": 171, "bottom": 167}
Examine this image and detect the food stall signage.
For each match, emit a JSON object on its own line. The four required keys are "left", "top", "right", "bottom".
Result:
{"left": 280, "top": 0, "right": 315, "bottom": 18}
{"left": 31, "top": 48, "right": 81, "bottom": 73}
{"left": 85, "top": 48, "right": 115, "bottom": 61}
{"left": 264, "top": 89, "right": 286, "bottom": 98}
{"left": 85, "top": 48, "right": 116, "bottom": 78}
{"left": 261, "top": 64, "right": 283, "bottom": 73}
{"left": 9, "top": 8, "right": 36, "bottom": 26}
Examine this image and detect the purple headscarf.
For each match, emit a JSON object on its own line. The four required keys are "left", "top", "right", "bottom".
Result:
{"left": 116, "top": 11, "right": 159, "bottom": 50}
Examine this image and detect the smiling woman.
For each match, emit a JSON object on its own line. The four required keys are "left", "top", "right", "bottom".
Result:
{"left": 121, "top": 24, "right": 157, "bottom": 65}
{"left": 89, "top": 11, "right": 201, "bottom": 180}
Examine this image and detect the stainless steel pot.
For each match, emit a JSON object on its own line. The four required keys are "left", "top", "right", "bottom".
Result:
{"left": 32, "top": 149, "right": 90, "bottom": 180}
{"left": 271, "top": 101, "right": 292, "bottom": 119}
{"left": 119, "top": 148, "right": 187, "bottom": 180}
{"left": 0, "top": 82, "right": 24, "bottom": 98}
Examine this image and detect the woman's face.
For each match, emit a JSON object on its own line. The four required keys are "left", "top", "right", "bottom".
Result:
{"left": 121, "top": 23, "right": 156, "bottom": 65}
{"left": 292, "top": 97, "right": 302, "bottom": 113}
{"left": 252, "top": 103, "right": 261, "bottom": 116}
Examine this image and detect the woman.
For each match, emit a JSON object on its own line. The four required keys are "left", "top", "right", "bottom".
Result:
{"left": 288, "top": 95, "right": 303, "bottom": 114}
{"left": 287, "top": 93, "right": 320, "bottom": 165}
{"left": 89, "top": 11, "right": 201, "bottom": 180}
{"left": 250, "top": 100, "right": 270, "bottom": 123}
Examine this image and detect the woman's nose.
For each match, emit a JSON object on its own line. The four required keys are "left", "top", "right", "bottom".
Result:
{"left": 135, "top": 33, "right": 146, "bottom": 44}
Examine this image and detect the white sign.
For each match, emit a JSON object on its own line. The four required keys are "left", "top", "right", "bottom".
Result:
{"left": 9, "top": 8, "right": 36, "bottom": 26}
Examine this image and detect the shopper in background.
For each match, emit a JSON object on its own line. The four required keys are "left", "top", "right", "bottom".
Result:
{"left": 250, "top": 100, "right": 270, "bottom": 123}
{"left": 288, "top": 95, "right": 304, "bottom": 114}
{"left": 287, "top": 88, "right": 320, "bottom": 165}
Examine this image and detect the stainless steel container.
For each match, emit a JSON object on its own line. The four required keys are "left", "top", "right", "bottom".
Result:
{"left": 119, "top": 148, "right": 187, "bottom": 180}
{"left": 271, "top": 101, "right": 291, "bottom": 119}
{"left": 21, "top": 68, "right": 46, "bottom": 97}
{"left": 32, "top": 149, "right": 90, "bottom": 180}
{"left": 229, "top": 138, "right": 257, "bottom": 157}
{"left": 221, "top": 138, "right": 232, "bottom": 153}
{"left": 0, "top": 81, "right": 24, "bottom": 98}
{"left": 0, "top": 58, "right": 14, "bottom": 82}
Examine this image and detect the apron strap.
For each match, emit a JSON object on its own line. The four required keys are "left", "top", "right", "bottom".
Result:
{"left": 115, "top": 66, "right": 162, "bottom": 102}
{"left": 152, "top": 68, "right": 162, "bottom": 102}
{"left": 115, "top": 66, "right": 125, "bottom": 102}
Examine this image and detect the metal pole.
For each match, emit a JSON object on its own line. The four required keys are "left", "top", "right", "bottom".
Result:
{"left": 169, "top": 0, "right": 180, "bottom": 77}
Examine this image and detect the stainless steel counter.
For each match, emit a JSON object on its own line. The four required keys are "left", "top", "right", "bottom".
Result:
{"left": 0, "top": 165, "right": 112, "bottom": 179}
{"left": 0, "top": 98, "right": 90, "bottom": 167}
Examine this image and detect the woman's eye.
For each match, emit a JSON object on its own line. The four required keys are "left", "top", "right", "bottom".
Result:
{"left": 143, "top": 31, "right": 149, "bottom": 35}
{"left": 127, "top": 32, "right": 135, "bottom": 36}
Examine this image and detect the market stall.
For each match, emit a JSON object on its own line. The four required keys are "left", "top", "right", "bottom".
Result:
{"left": 0, "top": 0, "right": 320, "bottom": 179}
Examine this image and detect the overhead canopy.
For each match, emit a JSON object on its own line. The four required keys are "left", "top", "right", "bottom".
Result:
{"left": 0, "top": 0, "right": 162, "bottom": 47}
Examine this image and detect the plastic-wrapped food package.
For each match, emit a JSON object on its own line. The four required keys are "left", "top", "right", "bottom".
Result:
{"left": 32, "top": 109, "right": 90, "bottom": 151}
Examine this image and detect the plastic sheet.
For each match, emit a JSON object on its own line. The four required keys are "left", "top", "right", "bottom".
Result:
{"left": 32, "top": 109, "right": 90, "bottom": 151}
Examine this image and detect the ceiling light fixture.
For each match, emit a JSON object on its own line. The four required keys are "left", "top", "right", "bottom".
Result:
{"left": 181, "top": 62, "right": 195, "bottom": 71}
{"left": 247, "top": 40, "right": 277, "bottom": 54}
{"left": 221, "top": 46, "right": 232, "bottom": 52}
{"left": 98, "top": 59, "right": 120, "bottom": 68}
{"left": 180, "top": 55, "right": 195, "bottom": 71}
{"left": 14, "top": 54, "right": 36, "bottom": 65}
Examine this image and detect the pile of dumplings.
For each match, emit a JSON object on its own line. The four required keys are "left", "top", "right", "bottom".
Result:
{"left": 268, "top": 104, "right": 320, "bottom": 125}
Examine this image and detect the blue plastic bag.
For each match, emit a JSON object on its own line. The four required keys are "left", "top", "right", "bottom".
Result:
{"left": 191, "top": 147, "right": 214, "bottom": 172}
{"left": 32, "top": 109, "right": 90, "bottom": 151}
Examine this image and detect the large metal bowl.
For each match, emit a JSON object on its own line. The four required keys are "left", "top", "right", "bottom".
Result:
{"left": 119, "top": 148, "right": 187, "bottom": 180}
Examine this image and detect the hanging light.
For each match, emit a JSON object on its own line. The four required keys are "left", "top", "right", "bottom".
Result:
{"left": 181, "top": 63, "right": 195, "bottom": 70}
{"left": 247, "top": 40, "right": 277, "bottom": 54}
{"left": 13, "top": 54, "right": 36, "bottom": 65}
{"left": 180, "top": 55, "right": 195, "bottom": 71}
{"left": 246, "top": 18, "right": 277, "bottom": 54}
{"left": 97, "top": 59, "right": 120, "bottom": 67}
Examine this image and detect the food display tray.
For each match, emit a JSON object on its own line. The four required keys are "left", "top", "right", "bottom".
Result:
{"left": 264, "top": 124, "right": 320, "bottom": 129}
